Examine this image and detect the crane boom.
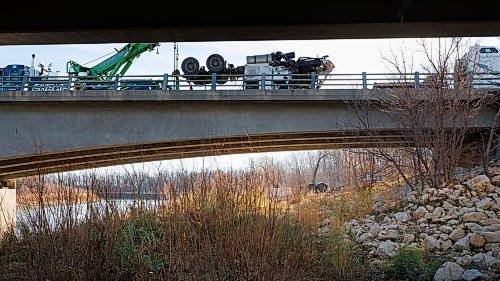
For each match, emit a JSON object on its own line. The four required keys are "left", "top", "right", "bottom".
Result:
{"left": 66, "top": 43, "right": 159, "bottom": 80}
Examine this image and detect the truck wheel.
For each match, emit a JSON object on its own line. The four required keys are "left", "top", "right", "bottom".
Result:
{"left": 181, "top": 57, "right": 200, "bottom": 75}
{"left": 206, "top": 54, "right": 225, "bottom": 73}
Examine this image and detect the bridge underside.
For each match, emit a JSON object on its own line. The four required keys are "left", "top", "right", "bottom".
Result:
{"left": 0, "top": 129, "right": 492, "bottom": 179}
{"left": 1, "top": 1, "right": 500, "bottom": 44}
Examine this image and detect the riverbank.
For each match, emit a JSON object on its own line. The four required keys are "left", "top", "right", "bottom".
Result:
{"left": 16, "top": 179, "right": 99, "bottom": 207}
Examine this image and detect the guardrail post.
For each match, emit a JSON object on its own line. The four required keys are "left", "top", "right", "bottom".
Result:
{"left": 311, "top": 72, "right": 316, "bottom": 89}
{"left": 114, "top": 74, "right": 120, "bottom": 90}
{"left": 362, "top": 72, "right": 367, "bottom": 89}
{"left": 162, "top": 74, "right": 168, "bottom": 90}
{"left": 68, "top": 73, "right": 72, "bottom": 90}
{"left": 21, "top": 76, "right": 27, "bottom": 92}
{"left": 211, "top": 73, "right": 217, "bottom": 90}
{"left": 414, "top": 72, "right": 420, "bottom": 89}
{"left": 261, "top": 73, "right": 266, "bottom": 90}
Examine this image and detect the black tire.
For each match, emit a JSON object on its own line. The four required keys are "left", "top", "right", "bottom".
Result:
{"left": 206, "top": 54, "right": 225, "bottom": 73}
{"left": 217, "top": 79, "right": 228, "bottom": 84}
{"left": 181, "top": 57, "right": 200, "bottom": 75}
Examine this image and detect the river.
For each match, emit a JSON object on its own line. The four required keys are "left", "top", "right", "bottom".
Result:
{"left": 16, "top": 199, "right": 163, "bottom": 233}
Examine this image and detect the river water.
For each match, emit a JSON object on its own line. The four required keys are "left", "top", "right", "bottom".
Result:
{"left": 16, "top": 199, "right": 162, "bottom": 232}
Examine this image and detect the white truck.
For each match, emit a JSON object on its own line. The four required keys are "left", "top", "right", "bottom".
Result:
{"left": 464, "top": 45, "right": 500, "bottom": 89}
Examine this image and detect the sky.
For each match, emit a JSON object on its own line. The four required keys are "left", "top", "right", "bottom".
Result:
{"left": 1, "top": 36, "right": 499, "bottom": 174}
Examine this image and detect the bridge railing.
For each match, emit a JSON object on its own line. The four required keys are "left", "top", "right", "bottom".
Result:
{"left": 0, "top": 72, "right": 498, "bottom": 92}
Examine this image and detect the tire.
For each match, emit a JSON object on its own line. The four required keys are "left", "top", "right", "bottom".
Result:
{"left": 206, "top": 54, "right": 225, "bottom": 73}
{"left": 181, "top": 57, "right": 200, "bottom": 75}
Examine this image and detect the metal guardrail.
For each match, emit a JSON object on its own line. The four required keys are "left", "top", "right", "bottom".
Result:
{"left": 0, "top": 72, "right": 498, "bottom": 92}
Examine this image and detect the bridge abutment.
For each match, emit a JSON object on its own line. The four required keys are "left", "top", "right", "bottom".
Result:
{"left": 0, "top": 180, "right": 16, "bottom": 237}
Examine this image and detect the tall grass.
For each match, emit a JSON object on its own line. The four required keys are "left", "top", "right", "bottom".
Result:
{"left": 0, "top": 158, "right": 379, "bottom": 280}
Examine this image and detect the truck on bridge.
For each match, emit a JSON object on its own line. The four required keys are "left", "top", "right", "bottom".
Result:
{"left": 180, "top": 51, "right": 335, "bottom": 89}
{"left": 373, "top": 45, "right": 500, "bottom": 90}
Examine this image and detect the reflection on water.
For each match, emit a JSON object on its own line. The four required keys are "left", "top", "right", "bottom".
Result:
{"left": 16, "top": 199, "right": 162, "bottom": 233}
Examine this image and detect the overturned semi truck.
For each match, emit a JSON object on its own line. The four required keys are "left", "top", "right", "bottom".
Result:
{"left": 180, "top": 51, "right": 335, "bottom": 89}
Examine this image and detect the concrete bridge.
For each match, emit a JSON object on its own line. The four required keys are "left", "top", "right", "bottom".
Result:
{"left": 0, "top": 88, "right": 497, "bottom": 180}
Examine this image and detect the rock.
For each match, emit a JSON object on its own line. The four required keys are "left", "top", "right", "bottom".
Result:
{"left": 375, "top": 241, "right": 396, "bottom": 258}
{"left": 449, "top": 228, "right": 466, "bottom": 241}
{"left": 463, "top": 212, "right": 487, "bottom": 223}
{"left": 456, "top": 255, "right": 472, "bottom": 267}
{"left": 453, "top": 236, "right": 470, "bottom": 252}
{"left": 386, "top": 230, "right": 399, "bottom": 240}
{"left": 484, "top": 224, "right": 500, "bottom": 232}
{"left": 469, "top": 233, "right": 486, "bottom": 248}
{"left": 433, "top": 207, "right": 445, "bottom": 218}
{"left": 465, "top": 175, "right": 491, "bottom": 192}
{"left": 476, "top": 198, "right": 493, "bottom": 210}
{"left": 394, "top": 211, "right": 410, "bottom": 222}
{"left": 355, "top": 233, "right": 371, "bottom": 243}
{"left": 403, "top": 234, "right": 415, "bottom": 243}
{"left": 464, "top": 223, "right": 483, "bottom": 232}
{"left": 439, "top": 225, "right": 453, "bottom": 234}
{"left": 319, "top": 225, "right": 330, "bottom": 234}
{"left": 369, "top": 224, "right": 382, "bottom": 236}
{"left": 490, "top": 260, "right": 500, "bottom": 270}
{"left": 443, "top": 201, "right": 454, "bottom": 210}
{"left": 426, "top": 205, "right": 435, "bottom": 212}
{"left": 441, "top": 239, "right": 453, "bottom": 251}
{"left": 483, "top": 231, "right": 500, "bottom": 243}
{"left": 462, "top": 269, "right": 483, "bottom": 281}
{"left": 479, "top": 218, "right": 499, "bottom": 226}
{"left": 491, "top": 175, "right": 500, "bottom": 186}
{"left": 484, "top": 242, "right": 500, "bottom": 252}
{"left": 448, "top": 219, "right": 460, "bottom": 226}
{"left": 424, "top": 236, "right": 440, "bottom": 251}
{"left": 471, "top": 253, "right": 496, "bottom": 267}
{"left": 433, "top": 262, "right": 464, "bottom": 281}
{"left": 413, "top": 206, "right": 429, "bottom": 220}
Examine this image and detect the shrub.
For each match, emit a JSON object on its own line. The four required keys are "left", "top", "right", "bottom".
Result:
{"left": 384, "top": 247, "right": 439, "bottom": 281}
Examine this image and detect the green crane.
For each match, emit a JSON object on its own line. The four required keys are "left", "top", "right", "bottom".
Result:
{"left": 66, "top": 43, "right": 159, "bottom": 80}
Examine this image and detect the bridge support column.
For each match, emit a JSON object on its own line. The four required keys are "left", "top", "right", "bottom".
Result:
{"left": 0, "top": 180, "right": 16, "bottom": 237}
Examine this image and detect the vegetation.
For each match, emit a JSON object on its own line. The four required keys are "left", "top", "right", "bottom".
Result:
{"left": 0, "top": 159, "right": 381, "bottom": 281}
{"left": 383, "top": 247, "right": 440, "bottom": 281}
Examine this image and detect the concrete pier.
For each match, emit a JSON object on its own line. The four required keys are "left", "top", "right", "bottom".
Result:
{"left": 0, "top": 180, "right": 16, "bottom": 237}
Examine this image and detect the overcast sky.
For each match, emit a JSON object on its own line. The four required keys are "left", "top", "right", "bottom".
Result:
{"left": 1, "top": 37, "right": 499, "bottom": 76}
{"left": 2, "top": 36, "right": 498, "bottom": 173}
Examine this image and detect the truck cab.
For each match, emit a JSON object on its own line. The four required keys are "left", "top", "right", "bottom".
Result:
{"left": 466, "top": 45, "right": 500, "bottom": 89}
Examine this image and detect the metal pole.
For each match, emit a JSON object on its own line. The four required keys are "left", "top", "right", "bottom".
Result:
{"left": 311, "top": 72, "right": 316, "bottom": 89}
{"left": 68, "top": 73, "right": 72, "bottom": 91}
{"left": 414, "top": 72, "right": 420, "bottom": 89}
{"left": 362, "top": 72, "right": 367, "bottom": 89}
{"left": 21, "top": 75, "right": 27, "bottom": 92}
{"left": 261, "top": 73, "right": 266, "bottom": 90}
{"left": 114, "top": 74, "right": 120, "bottom": 90}
{"left": 211, "top": 73, "right": 216, "bottom": 90}
{"left": 162, "top": 74, "right": 168, "bottom": 91}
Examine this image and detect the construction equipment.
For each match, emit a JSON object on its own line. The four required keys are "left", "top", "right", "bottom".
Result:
{"left": 180, "top": 51, "right": 334, "bottom": 89}
{"left": 67, "top": 43, "right": 159, "bottom": 80}
{"left": 66, "top": 42, "right": 160, "bottom": 90}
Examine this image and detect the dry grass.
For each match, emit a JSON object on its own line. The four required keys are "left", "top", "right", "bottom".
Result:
{"left": 17, "top": 177, "right": 99, "bottom": 207}
{"left": 0, "top": 165, "right": 384, "bottom": 280}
